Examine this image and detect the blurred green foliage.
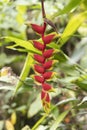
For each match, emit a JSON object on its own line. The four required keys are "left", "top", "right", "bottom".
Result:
{"left": 0, "top": 0, "right": 87, "bottom": 130}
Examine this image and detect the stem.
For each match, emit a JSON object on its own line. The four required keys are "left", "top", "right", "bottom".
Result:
{"left": 41, "top": 0, "right": 46, "bottom": 18}
{"left": 31, "top": 113, "right": 48, "bottom": 130}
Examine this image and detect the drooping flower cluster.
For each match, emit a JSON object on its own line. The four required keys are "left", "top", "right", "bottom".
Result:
{"left": 31, "top": 22, "right": 55, "bottom": 113}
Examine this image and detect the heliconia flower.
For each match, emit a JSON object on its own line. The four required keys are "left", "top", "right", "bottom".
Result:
{"left": 34, "top": 64, "right": 45, "bottom": 74}
{"left": 42, "top": 83, "right": 55, "bottom": 92}
{"left": 43, "top": 71, "right": 53, "bottom": 80}
{"left": 34, "top": 75, "right": 44, "bottom": 83}
{"left": 42, "top": 34, "right": 55, "bottom": 44}
{"left": 30, "top": 19, "right": 56, "bottom": 112}
{"left": 33, "top": 40, "right": 45, "bottom": 51}
{"left": 34, "top": 54, "right": 45, "bottom": 63}
{"left": 43, "top": 60, "right": 53, "bottom": 69}
{"left": 43, "top": 49, "right": 54, "bottom": 58}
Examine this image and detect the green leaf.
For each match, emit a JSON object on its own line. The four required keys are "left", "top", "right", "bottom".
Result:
{"left": 74, "top": 73, "right": 87, "bottom": 90}
{"left": 74, "top": 96, "right": 87, "bottom": 109}
{"left": 78, "top": 96, "right": 87, "bottom": 106}
{"left": 0, "top": 86, "right": 15, "bottom": 91}
{"left": 59, "top": 11, "right": 87, "bottom": 47}
{"left": 0, "top": 42, "right": 2, "bottom": 46}
{"left": 75, "top": 80, "right": 87, "bottom": 91}
{"left": 28, "top": 94, "right": 42, "bottom": 118}
{"left": 19, "top": 78, "right": 34, "bottom": 93}
{"left": 14, "top": 53, "right": 34, "bottom": 95}
{"left": 16, "top": 105, "right": 27, "bottom": 112}
{"left": 83, "top": 0, "right": 87, "bottom": 9}
{"left": 5, "top": 36, "right": 41, "bottom": 54}
{"left": 54, "top": 98, "right": 77, "bottom": 109}
{"left": 21, "top": 125, "right": 31, "bottom": 130}
{"left": 48, "top": 42, "right": 59, "bottom": 49}
{"left": 53, "top": 0, "right": 83, "bottom": 17}
{"left": 58, "top": 77, "right": 79, "bottom": 84}
{"left": 36, "top": 125, "right": 49, "bottom": 130}
{"left": 54, "top": 51, "right": 67, "bottom": 62}
{"left": 0, "top": 121, "right": 4, "bottom": 130}
{"left": 6, "top": 45, "right": 28, "bottom": 52}
{"left": 50, "top": 110, "right": 70, "bottom": 130}
{"left": 28, "top": 4, "right": 41, "bottom": 10}
{"left": 0, "top": 53, "right": 7, "bottom": 67}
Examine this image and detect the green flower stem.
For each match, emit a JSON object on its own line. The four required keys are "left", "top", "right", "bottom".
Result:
{"left": 31, "top": 113, "right": 48, "bottom": 130}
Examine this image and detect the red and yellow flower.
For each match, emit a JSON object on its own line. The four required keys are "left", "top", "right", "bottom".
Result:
{"left": 30, "top": 22, "right": 55, "bottom": 113}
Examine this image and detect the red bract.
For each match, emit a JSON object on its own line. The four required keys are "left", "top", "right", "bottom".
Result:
{"left": 45, "top": 93, "right": 50, "bottom": 103}
{"left": 41, "top": 89, "right": 46, "bottom": 99}
{"left": 31, "top": 24, "right": 44, "bottom": 34}
{"left": 43, "top": 60, "right": 53, "bottom": 69}
{"left": 42, "top": 34, "right": 55, "bottom": 44}
{"left": 41, "top": 90, "right": 50, "bottom": 103}
{"left": 41, "top": 90, "right": 50, "bottom": 112}
{"left": 42, "top": 83, "right": 52, "bottom": 91}
{"left": 34, "top": 64, "right": 45, "bottom": 74}
{"left": 33, "top": 40, "right": 45, "bottom": 51}
{"left": 34, "top": 75, "right": 44, "bottom": 83}
{"left": 43, "top": 71, "right": 53, "bottom": 80}
{"left": 43, "top": 49, "right": 54, "bottom": 58}
{"left": 34, "top": 54, "right": 45, "bottom": 63}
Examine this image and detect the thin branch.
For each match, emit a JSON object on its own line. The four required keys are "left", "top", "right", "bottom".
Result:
{"left": 41, "top": 0, "right": 46, "bottom": 18}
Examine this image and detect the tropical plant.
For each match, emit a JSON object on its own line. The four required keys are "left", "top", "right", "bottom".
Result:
{"left": 0, "top": 0, "right": 87, "bottom": 130}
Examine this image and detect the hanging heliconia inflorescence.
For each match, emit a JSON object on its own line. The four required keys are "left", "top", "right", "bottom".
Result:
{"left": 29, "top": 0, "right": 57, "bottom": 113}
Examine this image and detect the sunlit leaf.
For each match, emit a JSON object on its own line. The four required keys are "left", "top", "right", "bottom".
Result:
{"left": 5, "top": 36, "right": 41, "bottom": 54}
{"left": 11, "top": 112, "right": 17, "bottom": 125}
{"left": 5, "top": 120, "right": 14, "bottom": 130}
{"left": 16, "top": 5, "right": 27, "bottom": 24}
{"left": 59, "top": 11, "right": 87, "bottom": 47}
{"left": 52, "top": 0, "right": 83, "bottom": 17}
